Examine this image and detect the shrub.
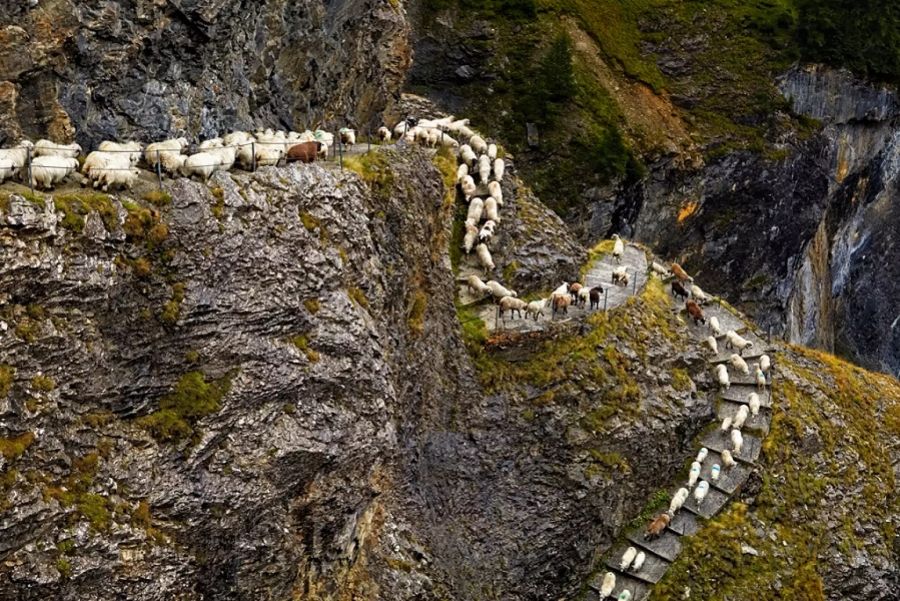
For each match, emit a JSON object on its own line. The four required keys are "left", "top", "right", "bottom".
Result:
{"left": 31, "top": 375, "right": 55, "bottom": 392}
{"left": 138, "top": 371, "right": 232, "bottom": 442}
{"left": 0, "top": 432, "right": 35, "bottom": 460}
{"left": 0, "top": 365, "right": 14, "bottom": 397}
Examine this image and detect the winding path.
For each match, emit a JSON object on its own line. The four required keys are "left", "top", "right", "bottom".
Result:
{"left": 586, "top": 301, "right": 776, "bottom": 601}
{"left": 457, "top": 243, "right": 649, "bottom": 333}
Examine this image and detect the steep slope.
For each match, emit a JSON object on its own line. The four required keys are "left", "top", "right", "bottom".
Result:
{"left": 0, "top": 0, "right": 410, "bottom": 147}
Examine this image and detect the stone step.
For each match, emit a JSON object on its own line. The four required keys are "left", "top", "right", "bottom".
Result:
{"left": 698, "top": 450, "right": 752, "bottom": 496}
{"left": 701, "top": 430, "right": 762, "bottom": 464}
{"left": 604, "top": 544, "right": 670, "bottom": 585}
{"left": 625, "top": 528, "right": 683, "bottom": 563}
{"left": 681, "top": 483, "right": 730, "bottom": 519}
{"left": 721, "top": 387, "right": 773, "bottom": 408}
{"left": 717, "top": 400, "right": 771, "bottom": 434}
{"left": 668, "top": 510, "right": 701, "bottom": 537}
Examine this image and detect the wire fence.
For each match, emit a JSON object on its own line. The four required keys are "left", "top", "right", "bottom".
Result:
{"left": 0, "top": 125, "right": 452, "bottom": 194}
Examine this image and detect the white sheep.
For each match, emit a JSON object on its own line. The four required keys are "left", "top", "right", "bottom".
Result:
{"left": 199, "top": 137, "right": 224, "bottom": 149}
{"left": 755, "top": 365, "right": 766, "bottom": 389}
{"left": 479, "top": 220, "right": 496, "bottom": 242}
{"left": 28, "top": 155, "right": 78, "bottom": 189}
{"left": 377, "top": 126, "right": 392, "bottom": 142}
{"left": 709, "top": 316, "right": 722, "bottom": 336}
{"left": 439, "top": 134, "right": 460, "bottom": 149}
{"left": 720, "top": 416, "right": 732, "bottom": 433}
{"left": 458, "top": 125, "right": 476, "bottom": 139}
{"left": 447, "top": 118, "right": 470, "bottom": 134}
{"left": 650, "top": 261, "right": 671, "bottom": 277}
{"left": 475, "top": 243, "right": 494, "bottom": 271}
{"left": 0, "top": 158, "right": 15, "bottom": 183}
{"left": 457, "top": 163, "right": 469, "bottom": 183}
{"left": 0, "top": 140, "right": 34, "bottom": 173}
{"left": 721, "top": 450, "right": 736, "bottom": 468}
{"left": 499, "top": 296, "right": 528, "bottom": 319}
{"left": 612, "top": 234, "right": 624, "bottom": 263}
{"left": 466, "top": 275, "right": 491, "bottom": 296}
{"left": 488, "top": 180, "right": 503, "bottom": 205}
{"left": 730, "top": 353, "right": 750, "bottom": 375}
{"left": 223, "top": 131, "right": 256, "bottom": 168}
{"left": 34, "top": 139, "right": 82, "bottom": 159}
{"left": 460, "top": 146, "right": 477, "bottom": 167}
{"left": 206, "top": 145, "right": 236, "bottom": 171}
{"left": 145, "top": 137, "right": 188, "bottom": 173}
{"left": 759, "top": 354, "right": 771, "bottom": 373}
{"left": 693, "top": 480, "right": 709, "bottom": 505}
{"left": 748, "top": 392, "right": 761, "bottom": 416}
{"left": 487, "top": 143, "right": 498, "bottom": 160}
{"left": 552, "top": 282, "right": 569, "bottom": 297}
{"left": 619, "top": 547, "right": 637, "bottom": 571}
{"left": 691, "top": 284, "right": 711, "bottom": 304}
{"left": 466, "top": 197, "right": 484, "bottom": 224}
{"left": 463, "top": 223, "right": 479, "bottom": 254}
{"left": 710, "top": 464, "right": 721, "bottom": 481}
{"left": 470, "top": 135, "right": 487, "bottom": 154}
{"left": 486, "top": 280, "right": 516, "bottom": 300}
{"left": 733, "top": 405, "right": 749, "bottom": 429}
{"left": 493, "top": 158, "right": 505, "bottom": 181}
{"left": 578, "top": 287, "right": 590, "bottom": 307}
{"left": 600, "top": 572, "right": 616, "bottom": 598}
{"left": 669, "top": 487, "right": 689, "bottom": 513}
{"left": 526, "top": 299, "right": 546, "bottom": 321}
{"left": 478, "top": 154, "right": 491, "bottom": 183}
{"left": 715, "top": 364, "right": 730, "bottom": 390}
{"left": 339, "top": 128, "right": 356, "bottom": 146}
{"left": 254, "top": 141, "right": 285, "bottom": 167}
{"left": 460, "top": 175, "right": 477, "bottom": 197}
{"left": 181, "top": 152, "right": 220, "bottom": 181}
{"left": 696, "top": 448, "right": 708, "bottom": 463}
{"left": 82, "top": 150, "right": 130, "bottom": 178}
{"left": 484, "top": 197, "right": 500, "bottom": 222}
{"left": 725, "top": 330, "right": 753, "bottom": 355}
{"left": 704, "top": 335, "right": 718, "bottom": 355}
{"left": 393, "top": 121, "right": 412, "bottom": 137}
{"left": 631, "top": 551, "right": 646, "bottom": 571}
{"left": 98, "top": 140, "right": 142, "bottom": 166}
{"left": 688, "top": 461, "right": 701, "bottom": 488}
{"left": 731, "top": 429, "right": 743, "bottom": 455}
{"left": 93, "top": 164, "right": 141, "bottom": 191}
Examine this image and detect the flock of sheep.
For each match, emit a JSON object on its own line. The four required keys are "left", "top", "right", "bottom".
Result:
{"left": 0, "top": 128, "right": 358, "bottom": 192}
{"left": 595, "top": 264, "right": 773, "bottom": 600}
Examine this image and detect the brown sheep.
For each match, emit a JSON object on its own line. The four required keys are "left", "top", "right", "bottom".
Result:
{"left": 551, "top": 294, "right": 570, "bottom": 317}
{"left": 671, "top": 280, "right": 689, "bottom": 300}
{"left": 286, "top": 141, "right": 323, "bottom": 163}
{"left": 589, "top": 286, "right": 602, "bottom": 310}
{"left": 671, "top": 262, "right": 693, "bottom": 283}
{"left": 568, "top": 282, "right": 583, "bottom": 302}
{"left": 644, "top": 512, "right": 671, "bottom": 540}
{"left": 686, "top": 299, "right": 705, "bottom": 325}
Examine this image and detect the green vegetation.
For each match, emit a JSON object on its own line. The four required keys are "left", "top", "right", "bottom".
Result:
{"left": 652, "top": 346, "right": 900, "bottom": 599}
{"left": 671, "top": 368, "right": 692, "bottom": 392}
{"left": 160, "top": 282, "right": 186, "bottom": 326}
{"left": 290, "top": 334, "right": 321, "bottom": 362}
{"left": 210, "top": 187, "right": 225, "bottom": 219}
{"left": 407, "top": 289, "right": 428, "bottom": 335}
{"left": 138, "top": 371, "right": 232, "bottom": 443}
{"left": 0, "top": 432, "right": 35, "bottom": 461}
{"left": 142, "top": 190, "right": 172, "bottom": 207}
{"left": 54, "top": 193, "right": 118, "bottom": 232}
{"left": 299, "top": 211, "right": 320, "bottom": 232}
{"left": 303, "top": 298, "right": 321, "bottom": 314}
{"left": 348, "top": 286, "right": 369, "bottom": 309}
{"left": 0, "top": 365, "right": 14, "bottom": 397}
{"left": 343, "top": 151, "right": 395, "bottom": 201}
{"left": 626, "top": 488, "right": 671, "bottom": 530}
{"left": 30, "top": 374, "right": 55, "bottom": 392}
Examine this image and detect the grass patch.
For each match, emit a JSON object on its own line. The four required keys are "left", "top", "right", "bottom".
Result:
{"left": 671, "top": 368, "right": 692, "bottom": 392}
{"left": 0, "top": 365, "right": 14, "bottom": 397}
{"left": 347, "top": 286, "right": 369, "bottom": 309}
{"left": 299, "top": 211, "right": 320, "bottom": 232}
{"left": 626, "top": 488, "right": 671, "bottom": 531}
{"left": 290, "top": 335, "right": 321, "bottom": 362}
{"left": 160, "top": 283, "right": 186, "bottom": 326}
{"left": 303, "top": 298, "right": 321, "bottom": 314}
{"left": 138, "top": 371, "right": 232, "bottom": 443}
{"left": 343, "top": 152, "right": 394, "bottom": 200}
{"left": 142, "top": 190, "right": 172, "bottom": 207}
{"left": 0, "top": 432, "right": 35, "bottom": 461}
{"left": 407, "top": 289, "right": 428, "bottom": 335}
{"left": 54, "top": 193, "right": 117, "bottom": 232}
{"left": 31, "top": 374, "right": 55, "bottom": 392}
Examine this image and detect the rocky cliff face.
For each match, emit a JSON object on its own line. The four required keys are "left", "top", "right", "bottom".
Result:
{"left": 0, "top": 0, "right": 411, "bottom": 147}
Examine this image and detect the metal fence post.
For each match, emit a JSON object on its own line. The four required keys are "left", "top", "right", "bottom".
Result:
{"left": 155, "top": 149, "right": 163, "bottom": 191}
{"left": 338, "top": 134, "right": 343, "bottom": 170}
{"left": 632, "top": 271, "right": 637, "bottom": 295}
{"left": 603, "top": 288, "right": 609, "bottom": 311}
{"left": 26, "top": 146, "right": 33, "bottom": 194}
{"left": 251, "top": 142, "right": 256, "bottom": 171}
{"left": 367, "top": 129, "right": 371, "bottom": 153}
